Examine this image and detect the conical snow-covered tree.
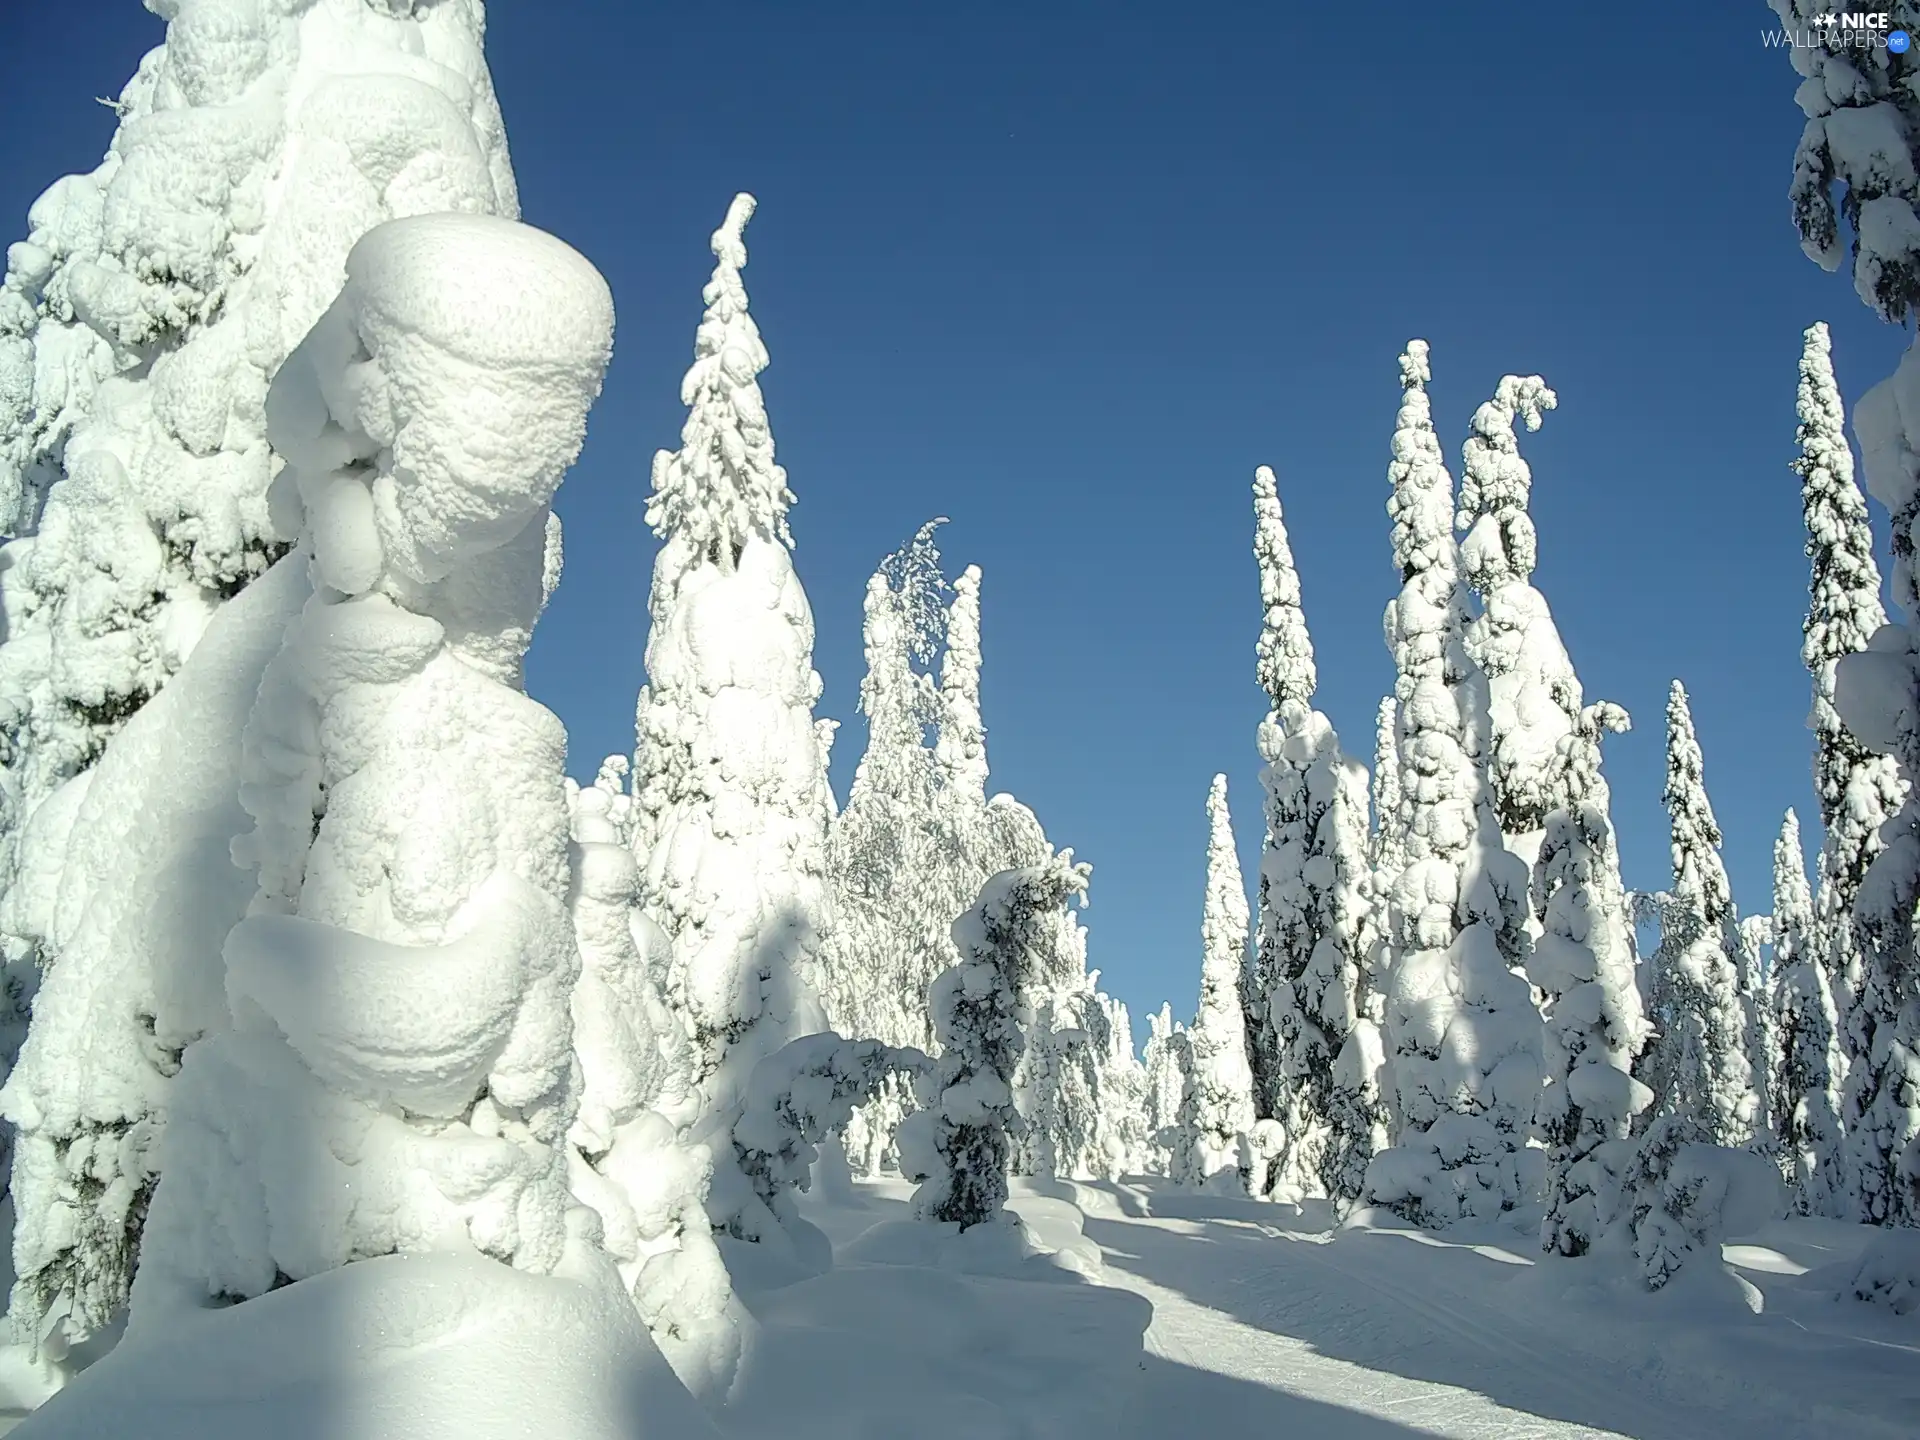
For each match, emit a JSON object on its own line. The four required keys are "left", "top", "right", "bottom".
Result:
{"left": 1141, "top": 1003, "right": 1187, "bottom": 1175}
{"left": 1636, "top": 683, "right": 1759, "bottom": 1149}
{"left": 127, "top": 211, "right": 612, "bottom": 1323}
{"left": 1528, "top": 704, "right": 1651, "bottom": 1257}
{"left": 1182, "top": 775, "right": 1257, "bottom": 1188}
{"left": 1247, "top": 467, "right": 1384, "bottom": 1205}
{"left": 1769, "top": 810, "right": 1846, "bottom": 1216}
{"left": 0, "top": 3, "right": 522, "bottom": 1357}
{"left": 629, "top": 194, "right": 834, "bottom": 1239}
{"left": 1365, "top": 341, "right": 1541, "bottom": 1227}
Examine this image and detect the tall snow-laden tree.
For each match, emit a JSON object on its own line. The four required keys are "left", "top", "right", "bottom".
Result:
{"left": 1141, "top": 1003, "right": 1187, "bottom": 1175}
{"left": 1365, "top": 341, "right": 1541, "bottom": 1227}
{"left": 899, "top": 854, "right": 1091, "bottom": 1229}
{"left": 1182, "top": 775, "right": 1257, "bottom": 1188}
{"left": 126, "top": 211, "right": 611, "bottom": 1324}
{"left": 1457, "top": 373, "right": 1577, "bottom": 859}
{"left": 1792, "top": 325, "right": 1908, "bottom": 1193}
{"left": 1636, "top": 683, "right": 1759, "bottom": 1149}
{"left": 628, "top": 194, "right": 835, "bottom": 1241}
{"left": 0, "top": 2, "right": 522, "bottom": 1359}
{"left": 1770, "top": 809, "right": 1846, "bottom": 1217}
{"left": 1247, "top": 467, "right": 1384, "bottom": 1206}
{"left": 1528, "top": 705, "right": 1651, "bottom": 1258}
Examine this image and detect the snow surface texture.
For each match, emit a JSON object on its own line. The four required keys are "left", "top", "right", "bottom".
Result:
{"left": 1248, "top": 466, "right": 1385, "bottom": 1208}
{"left": 900, "top": 855, "right": 1092, "bottom": 1228}
{"left": 129, "top": 213, "right": 613, "bottom": 1332}
{"left": 628, "top": 196, "right": 836, "bottom": 1258}
{"left": 1367, "top": 341, "right": 1543, "bottom": 1226}
{"left": 0, "top": 0, "right": 521, "bottom": 1354}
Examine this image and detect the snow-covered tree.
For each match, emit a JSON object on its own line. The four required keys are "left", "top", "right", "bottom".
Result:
{"left": 900, "top": 854, "right": 1091, "bottom": 1229}
{"left": 1179, "top": 775, "right": 1257, "bottom": 1189}
{"left": 1141, "top": 1003, "right": 1187, "bottom": 1175}
{"left": 1636, "top": 683, "right": 1759, "bottom": 1150}
{"left": 121, "top": 211, "right": 610, "bottom": 1334}
{"left": 0, "top": 3, "right": 521, "bottom": 1357}
{"left": 1528, "top": 709, "right": 1651, "bottom": 1257}
{"left": 1769, "top": 810, "right": 1846, "bottom": 1216}
{"left": 1457, "top": 374, "right": 1579, "bottom": 856}
{"left": 1247, "top": 467, "right": 1384, "bottom": 1206}
{"left": 628, "top": 194, "right": 835, "bottom": 1239}
{"left": 1768, "top": 1, "right": 1920, "bottom": 325}
{"left": 1365, "top": 341, "right": 1541, "bottom": 1227}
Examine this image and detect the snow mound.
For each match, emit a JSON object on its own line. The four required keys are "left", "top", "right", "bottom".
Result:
{"left": 8, "top": 1246, "right": 715, "bottom": 1440}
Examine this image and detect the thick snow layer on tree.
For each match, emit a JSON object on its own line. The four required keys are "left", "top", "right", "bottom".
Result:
{"left": 629, "top": 196, "right": 833, "bottom": 1227}
{"left": 1178, "top": 776, "right": 1256, "bottom": 1188}
{"left": 0, "top": 0, "right": 518, "bottom": 913}
{"left": 4, "top": 1242, "right": 716, "bottom": 1440}
{"left": 0, "top": 551, "right": 304, "bottom": 1353}
{"left": 130, "top": 214, "right": 611, "bottom": 1330}
{"left": 1367, "top": 342, "right": 1541, "bottom": 1226}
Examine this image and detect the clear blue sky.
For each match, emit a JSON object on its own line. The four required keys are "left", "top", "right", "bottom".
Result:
{"left": 4, "top": 3, "right": 1912, "bottom": 1044}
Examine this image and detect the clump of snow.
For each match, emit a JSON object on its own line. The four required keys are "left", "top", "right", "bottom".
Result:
{"left": 131, "top": 213, "right": 613, "bottom": 1327}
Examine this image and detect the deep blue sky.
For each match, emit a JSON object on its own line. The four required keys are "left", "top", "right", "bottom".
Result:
{"left": 4, "top": 3, "right": 1911, "bottom": 1044}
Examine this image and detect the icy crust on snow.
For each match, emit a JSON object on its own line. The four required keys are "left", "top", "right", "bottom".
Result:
{"left": 0, "top": 0, "right": 518, "bottom": 859}
{"left": 8, "top": 1243, "right": 716, "bottom": 1440}
{"left": 130, "top": 214, "right": 612, "bottom": 1322}
{"left": 0, "top": 553, "right": 306, "bottom": 1350}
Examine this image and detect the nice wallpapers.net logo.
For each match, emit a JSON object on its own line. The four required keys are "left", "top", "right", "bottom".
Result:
{"left": 1763, "top": 10, "right": 1913, "bottom": 48}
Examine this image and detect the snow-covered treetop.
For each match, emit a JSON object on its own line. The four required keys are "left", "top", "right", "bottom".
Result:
{"left": 645, "top": 192, "right": 794, "bottom": 570}
{"left": 1797, "top": 322, "right": 1888, "bottom": 676}
{"left": 880, "top": 517, "right": 952, "bottom": 666}
{"left": 1774, "top": 808, "right": 1814, "bottom": 949}
{"left": 936, "top": 563, "right": 988, "bottom": 802}
{"left": 1200, "top": 773, "right": 1251, "bottom": 1013}
{"left": 1386, "top": 341, "right": 1456, "bottom": 584}
{"left": 1663, "top": 681, "right": 1732, "bottom": 927}
{"left": 1769, "top": 0, "right": 1920, "bottom": 322}
{"left": 1253, "top": 465, "right": 1316, "bottom": 725}
{"left": 1457, "top": 375, "right": 1557, "bottom": 593}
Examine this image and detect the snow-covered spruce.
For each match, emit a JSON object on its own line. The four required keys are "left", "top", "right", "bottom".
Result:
{"left": 1365, "top": 341, "right": 1541, "bottom": 1227}
{"left": 1528, "top": 730, "right": 1652, "bottom": 1258}
{"left": 1768, "top": 0, "right": 1920, "bottom": 324}
{"left": 1834, "top": 360, "right": 1920, "bottom": 1239}
{"left": 1141, "top": 1003, "right": 1189, "bottom": 1176}
{"left": 1247, "top": 467, "right": 1384, "bottom": 1206}
{"left": 1635, "top": 683, "right": 1761, "bottom": 1151}
{"left": 821, "top": 524, "right": 952, "bottom": 1172}
{"left": 628, "top": 194, "right": 836, "bottom": 1239}
{"left": 1173, "top": 776, "right": 1257, "bottom": 1190}
{"left": 1624, "top": 1113, "right": 1787, "bottom": 1293}
{"left": 1457, "top": 373, "right": 1580, "bottom": 854}
{"left": 0, "top": 0, "right": 518, "bottom": 936}
{"left": 1768, "top": 809, "right": 1847, "bottom": 1216}
{"left": 899, "top": 854, "right": 1092, "bottom": 1228}
{"left": 115, "top": 213, "right": 610, "bottom": 1339}
{"left": 0, "top": 0, "right": 523, "bottom": 1335}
